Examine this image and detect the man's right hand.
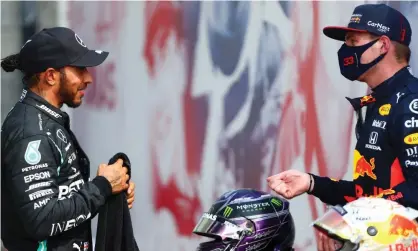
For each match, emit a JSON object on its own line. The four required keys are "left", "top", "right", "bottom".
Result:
{"left": 267, "top": 169, "right": 311, "bottom": 199}
{"left": 97, "top": 159, "right": 129, "bottom": 194}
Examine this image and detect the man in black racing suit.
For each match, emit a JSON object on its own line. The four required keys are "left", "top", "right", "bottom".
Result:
{"left": 267, "top": 3, "right": 417, "bottom": 251}
{"left": 1, "top": 27, "right": 134, "bottom": 251}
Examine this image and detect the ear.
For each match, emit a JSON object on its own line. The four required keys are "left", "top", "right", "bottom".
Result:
{"left": 43, "top": 68, "right": 60, "bottom": 86}
{"left": 379, "top": 36, "right": 391, "bottom": 54}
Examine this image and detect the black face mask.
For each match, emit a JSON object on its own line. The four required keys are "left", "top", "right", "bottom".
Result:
{"left": 338, "top": 39, "right": 386, "bottom": 81}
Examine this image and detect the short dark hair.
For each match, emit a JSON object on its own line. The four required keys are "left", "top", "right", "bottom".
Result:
{"left": 21, "top": 68, "right": 66, "bottom": 88}
{"left": 22, "top": 73, "right": 41, "bottom": 87}
{"left": 393, "top": 41, "right": 411, "bottom": 63}
{"left": 369, "top": 34, "right": 411, "bottom": 63}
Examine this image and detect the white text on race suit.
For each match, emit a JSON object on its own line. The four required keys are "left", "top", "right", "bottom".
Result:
{"left": 50, "top": 212, "right": 91, "bottom": 236}
{"left": 36, "top": 104, "right": 61, "bottom": 118}
{"left": 22, "top": 163, "right": 48, "bottom": 172}
{"left": 68, "top": 152, "right": 76, "bottom": 164}
{"left": 25, "top": 181, "right": 51, "bottom": 192}
{"left": 24, "top": 171, "right": 51, "bottom": 183}
{"left": 29, "top": 189, "right": 54, "bottom": 201}
{"left": 34, "top": 198, "right": 51, "bottom": 209}
{"left": 58, "top": 179, "right": 84, "bottom": 200}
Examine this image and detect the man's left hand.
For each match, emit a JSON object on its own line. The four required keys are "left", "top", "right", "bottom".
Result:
{"left": 127, "top": 181, "right": 135, "bottom": 209}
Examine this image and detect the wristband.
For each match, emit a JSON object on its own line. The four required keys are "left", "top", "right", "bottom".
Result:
{"left": 307, "top": 174, "right": 313, "bottom": 194}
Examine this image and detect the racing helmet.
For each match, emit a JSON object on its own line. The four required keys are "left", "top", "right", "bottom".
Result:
{"left": 313, "top": 197, "right": 418, "bottom": 251}
{"left": 193, "top": 188, "right": 295, "bottom": 251}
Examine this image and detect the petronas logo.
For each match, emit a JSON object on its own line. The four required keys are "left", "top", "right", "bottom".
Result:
{"left": 223, "top": 206, "right": 233, "bottom": 217}
{"left": 271, "top": 198, "right": 282, "bottom": 207}
{"left": 24, "top": 140, "right": 42, "bottom": 165}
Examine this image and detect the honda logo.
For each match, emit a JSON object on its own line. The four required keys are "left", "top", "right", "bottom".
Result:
{"left": 369, "top": 132, "right": 378, "bottom": 145}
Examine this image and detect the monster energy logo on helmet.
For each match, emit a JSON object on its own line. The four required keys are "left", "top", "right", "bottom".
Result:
{"left": 223, "top": 206, "right": 233, "bottom": 217}
{"left": 236, "top": 202, "right": 270, "bottom": 211}
{"left": 270, "top": 198, "right": 282, "bottom": 207}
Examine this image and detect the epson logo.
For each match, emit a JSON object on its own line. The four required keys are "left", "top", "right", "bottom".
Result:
{"left": 367, "top": 21, "right": 390, "bottom": 33}
{"left": 24, "top": 171, "right": 51, "bottom": 183}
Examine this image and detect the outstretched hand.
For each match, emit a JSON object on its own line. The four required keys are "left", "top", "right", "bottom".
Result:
{"left": 267, "top": 169, "right": 311, "bottom": 199}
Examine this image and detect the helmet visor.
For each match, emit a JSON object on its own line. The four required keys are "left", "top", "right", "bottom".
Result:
{"left": 312, "top": 205, "right": 356, "bottom": 243}
{"left": 193, "top": 213, "right": 245, "bottom": 240}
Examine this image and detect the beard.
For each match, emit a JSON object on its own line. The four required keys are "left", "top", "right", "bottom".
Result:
{"left": 58, "top": 71, "right": 82, "bottom": 108}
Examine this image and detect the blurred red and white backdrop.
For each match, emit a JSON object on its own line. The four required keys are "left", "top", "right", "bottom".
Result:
{"left": 63, "top": 1, "right": 418, "bottom": 250}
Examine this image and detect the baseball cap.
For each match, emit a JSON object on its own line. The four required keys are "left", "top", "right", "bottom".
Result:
{"left": 323, "top": 4, "right": 412, "bottom": 46}
{"left": 19, "top": 27, "right": 109, "bottom": 74}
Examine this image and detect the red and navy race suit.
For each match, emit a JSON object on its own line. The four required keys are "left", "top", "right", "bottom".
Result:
{"left": 309, "top": 67, "right": 418, "bottom": 209}
{"left": 1, "top": 89, "right": 112, "bottom": 251}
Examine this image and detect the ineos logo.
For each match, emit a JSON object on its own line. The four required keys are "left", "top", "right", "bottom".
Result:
{"left": 75, "top": 34, "right": 86, "bottom": 47}
{"left": 369, "top": 132, "right": 378, "bottom": 145}
{"left": 409, "top": 99, "right": 418, "bottom": 114}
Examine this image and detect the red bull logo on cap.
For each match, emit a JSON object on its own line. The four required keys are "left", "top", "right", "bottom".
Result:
{"left": 349, "top": 13, "right": 362, "bottom": 24}
{"left": 353, "top": 150, "right": 377, "bottom": 180}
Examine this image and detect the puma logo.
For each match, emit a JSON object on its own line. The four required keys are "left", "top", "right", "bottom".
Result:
{"left": 73, "top": 243, "right": 81, "bottom": 251}
{"left": 396, "top": 92, "right": 405, "bottom": 104}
